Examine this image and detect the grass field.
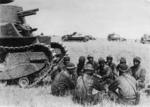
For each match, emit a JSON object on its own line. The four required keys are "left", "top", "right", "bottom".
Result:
{"left": 0, "top": 37, "right": 150, "bottom": 107}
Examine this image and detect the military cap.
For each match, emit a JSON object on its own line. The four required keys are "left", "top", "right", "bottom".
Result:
{"left": 120, "top": 57, "right": 126, "bottom": 63}
{"left": 66, "top": 62, "right": 76, "bottom": 70}
{"left": 83, "top": 64, "right": 94, "bottom": 73}
{"left": 98, "top": 57, "right": 105, "bottom": 63}
{"left": 79, "top": 56, "right": 86, "bottom": 62}
{"left": 107, "top": 55, "right": 113, "bottom": 60}
{"left": 119, "top": 64, "right": 129, "bottom": 72}
{"left": 133, "top": 56, "right": 141, "bottom": 63}
{"left": 87, "top": 54, "right": 93, "bottom": 59}
{"left": 63, "top": 56, "right": 70, "bottom": 62}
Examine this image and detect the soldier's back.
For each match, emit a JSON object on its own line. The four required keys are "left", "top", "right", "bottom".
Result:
{"left": 51, "top": 70, "right": 72, "bottom": 96}
{"left": 76, "top": 74, "right": 94, "bottom": 97}
{"left": 117, "top": 74, "right": 136, "bottom": 97}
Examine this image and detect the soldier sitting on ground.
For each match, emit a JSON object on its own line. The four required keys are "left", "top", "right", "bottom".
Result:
{"left": 129, "top": 57, "right": 146, "bottom": 90}
{"left": 72, "top": 64, "right": 106, "bottom": 105}
{"left": 76, "top": 56, "right": 86, "bottom": 76}
{"left": 96, "top": 57, "right": 113, "bottom": 86}
{"left": 106, "top": 55, "right": 117, "bottom": 79}
{"left": 51, "top": 55, "right": 71, "bottom": 80}
{"left": 51, "top": 62, "right": 76, "bottom": 96}
{"left": 108, "top": 64, "right": 140, "bottom": 105}
{"left": 116, "top": 57, "right": 127, "bottom": 76}
{"left": 86, "top": 54, "right": 98, "bottom": 71}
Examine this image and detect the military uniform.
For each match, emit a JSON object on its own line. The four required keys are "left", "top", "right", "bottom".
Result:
{"left": 116, "top": 57, "right": 127, "bottom": 76}
{"left": 86, "top": 61, "right": 98, "bottom": 71}
{"left": 86, "top": 54, "right": 98, "bottom": 71}
{"left": 96, "top": 57, "right": 113, "bottom": 85}
{"left": 51, "top": 56, "right": 70, "bottom": 80}
{"left": 76, "top": 56, "right": 86, "bottom": 76}
{"left": 129, "top": 65, "right": 146, "bottom": 90}
{"left": 76, "top": 63, "right": 84, "bottom": 76}
{"left": 129, "top": 57, "right": 146, "bottom": 90}
{"left": 107, "top": 62, "right": 117, "bottom": 79}
{"left": 97, "top": 64, "right": 113, "bottom": 85}
{"left": 108, "top": 64, "right": 140, "bottom": 105}
{"left": 72, "top": 64, "right": 106, "bottom": 105}
{"left": 51, "top": 63, "right": 76, "bottom": 96}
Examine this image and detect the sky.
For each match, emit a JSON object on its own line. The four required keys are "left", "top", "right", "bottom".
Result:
{"left": 9, "top": 0, "right": 150, "bottom": 39}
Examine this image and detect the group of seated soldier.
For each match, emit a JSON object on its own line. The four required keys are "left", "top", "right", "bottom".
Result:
{"left": 50, "top": 54, "right": 146, "bottom": 105}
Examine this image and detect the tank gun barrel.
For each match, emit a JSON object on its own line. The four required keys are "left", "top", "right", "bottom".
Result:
{"left": 0, "top": 0, "right": 14, "bottom": 4}
{"left": 17, "top": 8, "right": 39, "bottom": 17}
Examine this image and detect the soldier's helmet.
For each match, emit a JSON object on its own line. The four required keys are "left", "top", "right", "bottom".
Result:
{"left": 79, "top": 56, "right": 86, "bottom": 63}
{"left": 83, "top": 64, "right": 94, "bottom": 73}
{"left": 63, "top": 56, "right": 70, "bottom": 62}
{"left": 133, "top": 56, "right": 141, "bottom": 63}
{"left": 98, "top": 57, "right": 105, "bottom": 63}
{"left": 120, "top": 57, "right": 126, "bottom": 63}
{"left": 66, "top": 62, "right": 76, "bottom": 70}
{"left": 119, "top": 64, "right": 129, "bottom": 73}
{"left": 87, "top": 54, "right": 93, "bottom": 60}
{"left": 107, "top": 55, "right": 113, "bottom": 60}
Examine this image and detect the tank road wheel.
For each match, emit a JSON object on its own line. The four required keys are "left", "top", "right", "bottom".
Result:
{"left": 18, "top": 77, "right": 29, "bottom": 88}
{"left": 0, "top": 81, "right": 7, "bottom": 87}
{"left": 2, "top": 81, "right": 7, "bottom": 87}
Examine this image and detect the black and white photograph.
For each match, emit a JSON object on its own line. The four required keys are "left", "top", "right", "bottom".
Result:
{"left": 0, "top": 0, "right": 150, "bottom": 107}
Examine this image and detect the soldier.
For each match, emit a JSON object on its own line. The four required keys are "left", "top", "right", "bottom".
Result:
{"left": 76, "top": 56, "right": 86, "bottom": 76}
{"left": 86, "top": 54, "right": 98, "bottom": 71}
{"left": 51, "top": 62, "right": 76, "bottom": 96}
{"left": 129, "top": 57, "right": 146, "bottom": 90}
{"left": 108, "top": 64, "right": 140, "bottom": 105}
{"left": 96, "top": 57, "right": 113, "bottom": 85}
{"left": 72, "top": 64, "right": 106, "bottom": 105}
{"left": 57, "top": 55, "right": 71, "bottom": 72}
{"left": 106, "top": 55, "right": 117, "bottom": 79}
{"left": 51, "top": 55, "right": 71, "bottom": 80}
{"left": 116, "top": 57, "right": 127, "bottom": 76}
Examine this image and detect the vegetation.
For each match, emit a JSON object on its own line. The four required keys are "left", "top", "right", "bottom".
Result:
{"left": 0, "top": 37, "right": 150, "bottom": 107}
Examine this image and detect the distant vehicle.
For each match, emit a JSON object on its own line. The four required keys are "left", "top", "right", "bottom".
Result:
{"left": 140, "top": 34, "right": 150, "bottom": 44}
{"left": 62, "top": 32, "right": 89, "bottom": 42}
{"left": 85, "top": 35, "right": 96, "bottom": 40}
{"left": 107, "top": 33, "right": 126, "bottom": 41}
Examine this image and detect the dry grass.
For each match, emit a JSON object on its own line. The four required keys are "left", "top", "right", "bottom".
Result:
{"left": 0, "top": 37, "right": 150, "bottom": 107}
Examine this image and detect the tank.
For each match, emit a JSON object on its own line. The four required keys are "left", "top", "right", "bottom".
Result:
{"left": 0, "top": 0, "right": 67, "bottom": 88}
{"left": 140, "top": 34, "right": 150, "bottom": 44}
{"left": 62, "top": 32, "right": 89, "bottom": 42}
{"left": 107, "top": 33, "right": 126, "bottom": 41}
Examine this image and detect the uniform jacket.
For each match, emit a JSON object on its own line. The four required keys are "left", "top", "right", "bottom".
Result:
{"left": 76, "top": 62, "right": 84, "bottom": 76}
{"left": 86, "top": 61, "right": 98, "bottom": 71}
{"left": 97, "top": 64, "right": 113, "bottom": 80}
{"left": 109, "top": 73, "right": 137, "bottom": 98}
{"left": 129, "top": 65, "right": 146, "bottom": 83}
{"left": 107, "top": 62, "right": 118, "bottom": 78}
{"left": 74, "top": 73, "right": 105, "bottom": 100}
{"left": 51, "top": 63, "right": 66, "bottom": 80}
{"left": 51, "top": 70, "right": 75, "bottom": 96}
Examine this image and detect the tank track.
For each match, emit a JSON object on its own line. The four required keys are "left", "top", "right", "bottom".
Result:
{"left": 0, "top": 42, "right": 67, "bottom": 88}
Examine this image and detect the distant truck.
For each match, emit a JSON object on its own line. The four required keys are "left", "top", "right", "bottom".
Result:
{"left": 140, "top": 34, "right": 150, "bottom": 44}
{"left": 62, "top": 32, "right": 89, "bottom": 42}
{"left": 107, "top": 33, "right": 126, "bottom": 41}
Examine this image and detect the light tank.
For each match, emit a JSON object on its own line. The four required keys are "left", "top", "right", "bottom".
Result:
{"left": 0, "top": 0, "right": 67, "bottom": 88}
{"left": 62, "top": 32, "right": 89, "bottom": 42}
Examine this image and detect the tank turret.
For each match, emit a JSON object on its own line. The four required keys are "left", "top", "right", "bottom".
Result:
{"left": 0, "top": 0, "right": 67, "bottom": 88}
